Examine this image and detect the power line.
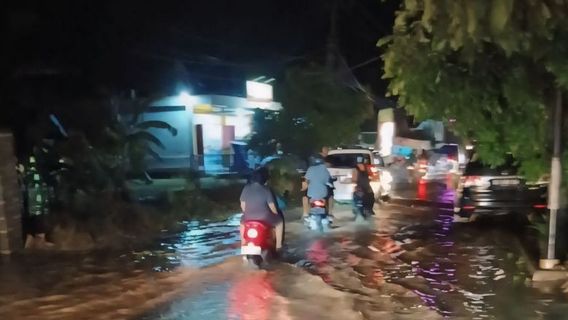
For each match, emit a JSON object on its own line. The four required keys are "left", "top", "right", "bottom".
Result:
{"left": 349, "top": 56, "right": 380, "bottom": 71}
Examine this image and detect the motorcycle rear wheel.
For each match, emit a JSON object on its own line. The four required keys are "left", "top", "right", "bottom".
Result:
{"left": 246, "top": 255, "right": 263, "bottom": 269}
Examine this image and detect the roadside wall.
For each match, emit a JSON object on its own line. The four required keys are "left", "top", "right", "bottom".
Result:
{"left": 0, "top": 132, "right": 22, "bottom": 254}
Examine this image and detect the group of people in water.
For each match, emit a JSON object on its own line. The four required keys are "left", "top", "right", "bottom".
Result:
{"left": 239, "top": 146, "right": 375, "bottom": 252}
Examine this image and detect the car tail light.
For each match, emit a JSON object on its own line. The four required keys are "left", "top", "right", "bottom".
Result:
{"left": 533, "top": 204, "right": 547, "bottom": 209}
{"left": 246, "top": 228, "right": 258, "bottom": 239}
{"left": 366, "top": 164, "right": 380, "bottom": 181}
{"left": 312, "top": 200, "right": 326, "bottom": 208}
{"left": 463, "top": 205, "right": 475, "bottom": 210}
{"left": 463, "top": 176, "right": 481, "bottom": 187}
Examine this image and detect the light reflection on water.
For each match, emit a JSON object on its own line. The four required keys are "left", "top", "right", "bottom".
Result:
{"left": 132, "top": 213, "right": 243, "bottom": 269}
{"left": 141, "top": 282, "right": 232, "bottom": 320}
{"left": 2, "top": 193, "right": 568, "bottom": 320}
{"left": 298, "top": 185, "right": 567, "bottom": 319}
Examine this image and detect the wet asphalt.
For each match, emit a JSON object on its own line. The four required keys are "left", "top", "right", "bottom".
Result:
{"left": 1, "top": 183, "right": 568, "bottom": 320}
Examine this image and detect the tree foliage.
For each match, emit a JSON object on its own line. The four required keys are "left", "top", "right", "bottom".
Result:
{"left": 103, "top": 98, "right": 178, "bottom": 181}
{"left": 33, "top": 98, "right": 178, "bottom": 206}
{"left": 381, "top": 0, "right": 568, "bottom": 178}
{"left": 249, "top": 64, "right": 373, "bottom": 158}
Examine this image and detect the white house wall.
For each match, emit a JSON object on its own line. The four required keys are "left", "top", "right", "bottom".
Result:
{"left": 141, "top": 93, "right": 280, "bottom": 172}
{"left": 193, "top": 114, "right": 223, "bottom": 153}
{"left": 143, "top": 95, "right": 194, "bottom": 170}
{"left": 224, "top": 115, "right": 252, "bottom": 139}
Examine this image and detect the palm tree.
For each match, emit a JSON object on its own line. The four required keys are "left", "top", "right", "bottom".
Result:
{"left": 100, "top": 97, "right": 178, "bottom": 187}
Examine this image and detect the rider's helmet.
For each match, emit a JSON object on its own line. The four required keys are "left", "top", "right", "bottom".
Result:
{"left": 249, "top": 167, "right": 269, "bottom": 185}
{"left": 309, "top": 154, "right": 325, "bottom": 166}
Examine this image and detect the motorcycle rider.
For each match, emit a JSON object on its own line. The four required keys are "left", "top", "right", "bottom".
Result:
{"left": 302, "top": 149, "right": 334, "bottom": 219}
{"left": 240, "top": 168, "right": 284, "bottom": 251}
{"left": 304, "top": 154, "right": 332, "bottom": 216}
{"left": 352, "top": 156, "right": 375, "bottom": 217}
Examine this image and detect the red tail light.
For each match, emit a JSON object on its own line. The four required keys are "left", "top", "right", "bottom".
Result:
{"left": 246, "top": 228, "right": 258, "bottom": 239}
{"left": 311, "top": 200, "right": 326, "bottom": 208}
{"left": 463, "top": 176, "right": 481, "bottom": 187}
{"left": 366, "top": 164, "right": 380, "bottom": 181}
{"left": 463, "top": 205, "right": 475, "bottom": 210}
{"left": 533, "top": 204, "right": 547, "bottom": 209}
{"left": 242, "top": 221, "right": 270, "bottom": 246}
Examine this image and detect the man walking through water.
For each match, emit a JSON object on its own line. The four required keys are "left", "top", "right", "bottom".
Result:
{"left": 319, "top": 146, "right": 335, "bottom": 215}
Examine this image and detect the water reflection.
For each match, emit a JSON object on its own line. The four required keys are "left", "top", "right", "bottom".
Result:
{"left": 305, "top": 239, "right": 332, "bottom": 283}
{"left": 131, "top": 213, "right": 242, "bottom": 269}
{"left": 417, "top": 179, "right": 428, "bottom": 201}
{"left": 227, "top": 272, "right": 276, "bottom": 320}
{"left": 296, "top": 185, "right": 566, "bottom": 319}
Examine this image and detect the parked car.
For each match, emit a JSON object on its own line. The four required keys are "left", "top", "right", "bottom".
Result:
{"left": 325, "top": 148, "right": 392, "bottom": 202}
{"left": 454, "top": 154, "right": 548, "bottom": 221}
{"left": 421, "top": 155, "right": 454, "bottom": 182}
{"left": 436, "top": 143, "right": 466, "bottom": 169}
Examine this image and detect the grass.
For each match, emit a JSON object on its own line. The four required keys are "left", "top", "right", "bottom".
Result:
{"left": 43, "top": 177, "right": 247, "bottom": 251}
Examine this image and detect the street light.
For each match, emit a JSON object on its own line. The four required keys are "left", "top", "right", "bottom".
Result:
{"left": 179, "top": 91, "right": 192, "bottom": 106}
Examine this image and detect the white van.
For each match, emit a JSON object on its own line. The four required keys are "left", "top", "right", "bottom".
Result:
{"left": 325, "top": 148, "right": 392, "bottom": 202}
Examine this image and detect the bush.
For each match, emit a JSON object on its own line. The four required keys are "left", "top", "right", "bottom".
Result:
{"left": 264, "top": 156, "right": 304, "bottom": 200}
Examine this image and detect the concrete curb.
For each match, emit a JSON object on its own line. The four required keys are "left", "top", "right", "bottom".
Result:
{"left": 532, "top": 270, "right": 568, "bottom": 282}
{"left": 510, "top": 222, "right": 568, "bottom": 283}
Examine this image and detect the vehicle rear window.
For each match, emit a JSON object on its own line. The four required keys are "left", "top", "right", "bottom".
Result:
{"left": 372, "top": 153, "right": 385, "bottom": 166}
{"left": 465, "top": 155, "right": 519, "bottom": 176}
{"left": 326, "top": 153, "right": 371, "bottom": 168}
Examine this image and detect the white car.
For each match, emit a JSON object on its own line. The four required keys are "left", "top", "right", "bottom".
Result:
{"left": 325, "top": 148, "right": 392, "bottom": 202}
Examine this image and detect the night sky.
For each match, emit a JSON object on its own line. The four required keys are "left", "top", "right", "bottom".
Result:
{"left": 2, "top": 0, "right": 398, "bottom": 147}
{"left": 4, "top": 0, "right": 397, "bottom": 97}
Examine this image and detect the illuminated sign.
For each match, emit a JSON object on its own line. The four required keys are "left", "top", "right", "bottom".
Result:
{"left": 246, "top": 81, "right": 273, "bottom": 102}
{"left": 378, "top": 108, "right": 396, "bottom": 156}
{"left": 379, "top": 122, "right": 395, "bottom": 156}
{"left": 193, "top": 104, "right": 214, "bottom": 114}
{"left": 193, "top": 104, "right": 223, "bottom": 114}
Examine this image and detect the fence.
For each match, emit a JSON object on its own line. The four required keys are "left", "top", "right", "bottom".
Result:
{"left": 0, "top": 132, "right": 23, "bottom": 254}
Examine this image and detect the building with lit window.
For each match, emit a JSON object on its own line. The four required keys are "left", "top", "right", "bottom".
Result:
{"left": 139, "top": 82, "right": 281, "bottom": 173}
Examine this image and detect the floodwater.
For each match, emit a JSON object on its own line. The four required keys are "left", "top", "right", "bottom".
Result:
{"left": 1, "top": 184, "right": 568, "bottom": 319}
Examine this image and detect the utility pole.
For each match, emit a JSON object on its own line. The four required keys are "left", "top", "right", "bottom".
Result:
{"left": 540, "top": 89, "right": 564, "bottom": 270}
{"left": 326, "top": 0, "right": 339, "bottom": 70}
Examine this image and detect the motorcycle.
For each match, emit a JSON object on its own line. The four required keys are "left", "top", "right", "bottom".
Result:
{"left": 307, "top": 199, "right": 332, "bottom": 232}
{"left": 241, "top": 220, "right": 276, "bottom": 268}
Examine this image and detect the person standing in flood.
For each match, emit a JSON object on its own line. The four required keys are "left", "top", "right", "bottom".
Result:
{"left": 319, "top": 146, "right": 335, "bottom": 216}
{"left": 352, "top": 156, "right": 375, "bottom": 217}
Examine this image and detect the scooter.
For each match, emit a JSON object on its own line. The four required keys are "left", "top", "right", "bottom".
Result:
{"left": 241, "top": 220, "right": 276, "bottom": 268}
{"left": 307, "top": 199, "right": 332, "bottom": 232}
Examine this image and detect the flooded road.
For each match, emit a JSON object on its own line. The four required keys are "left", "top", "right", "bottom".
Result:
{"left": 1, "top": 184, "right": 568, "bottom": 319}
